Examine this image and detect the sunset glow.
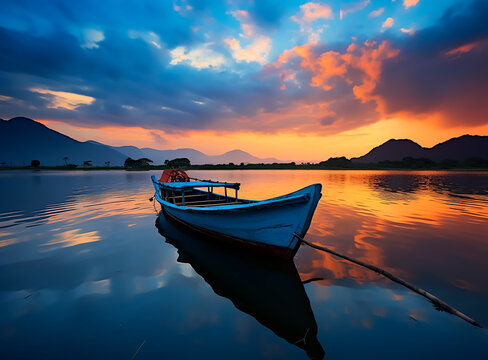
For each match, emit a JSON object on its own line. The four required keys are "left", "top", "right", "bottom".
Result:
{"left": 1, "top": 0, "right": 487, "bottom": 160}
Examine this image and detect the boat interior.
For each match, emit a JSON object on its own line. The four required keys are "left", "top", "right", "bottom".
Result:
{"left": 160, "top": 188, "right": 254, "bottom": 207}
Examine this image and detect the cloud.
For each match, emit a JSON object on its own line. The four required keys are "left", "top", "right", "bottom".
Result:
{"left": 150, "top": 131, "right": 166, "bottom": 144}
{"left": 0, "top": 95, "right": 15, "bottom": 102}
{"left": 170, "top": 44, "right": 226, "bottom": 69}
{"left": 128, "top": 30, "right": 162, "bottom": 49}
{"left": 261, "top": 39, "right": 399, "bottom": 133}
{"left": 228, "top": 9, "right": 250, "bottom": 21}
{"left": 291, "top": 2, "right": 333, "bottom": 43}
{"left": 374, "top": 0, "right": 488, "bottom": 127}
{"left": 340, "top": 0, "right": 370, "bottom": 20}
{"left": 400, "top": 27, "right": 415, "bottom": 35}
{"left": 1, "top": 0, "right": 487, "bottom": 139}
{"left": 0, "top": 94, "right": 23, "bottom": 105}
{"left": 382, "top": 17, "right": 394, "bottom": 28}
{"left": 225, "top": 9, "right": 272, "bottom": 64}
{"left": 225, "top": 37, "right": 271, "bottom": 64}
{"left": 173, "top": 0, "right": 193, "bottom": 16}
{"left": 30, "top": 88, "right": 95, "bottom": 110}
{"left": 445, "top": 40, "right": 484, "bottom": 56}
{"left": 81, "top": 29, "right": 104, "bottom": 49}
{"left": 0, "top": 20, "right": 283, "bottom": 132}
{"left": 291, "top": 2, "right": 333, "bottom": 25}
{"left": 369, "top": 8, "right": 385, "bottom": 18}
{"left": 403, "top": 0, "right": 420, "bottom": 9}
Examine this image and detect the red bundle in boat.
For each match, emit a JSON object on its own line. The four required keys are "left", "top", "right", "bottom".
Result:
{"left": 159, "top": 169, "right": 189, "bottom": 183}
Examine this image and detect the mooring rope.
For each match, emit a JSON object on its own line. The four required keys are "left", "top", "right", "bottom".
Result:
{"left": 294, "top": 232, "right": 482, "bottom": 328}
{"left": 149, "top": 196, "right": 159, "bottom": 214}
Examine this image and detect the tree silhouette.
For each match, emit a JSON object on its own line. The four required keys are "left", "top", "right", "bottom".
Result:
{"left": 124, "top": 157, "right": 153, "bottom": 168}
{"left": 165, "top": 158, "right": 190, "bottom": 168}
{"left": 83, "top": 160, "right": 93, "bottom": 167}
{"left": 63, "top": 156, "right": 69, "bottom": 166}
{"left": 30, "top": 160, "right": 40, "bottom": 167}
{"left": 105, "top": 161, "right": 110, "bottom": 167}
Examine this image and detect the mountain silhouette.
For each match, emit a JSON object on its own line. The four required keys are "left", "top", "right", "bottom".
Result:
{"left": 87, "top": 142, "right": 282, "bottom": 165}
{"left": 352, "top": 135, "right": 488, "bottom": 163}
{"left": 0, "top": 117, "right": 126, "bottom": 166}
{"left": 427, "top": 135, "right": 488, "bottom": 161}
{"left": 1, "top": 118, "right": 282, "bottom": 166}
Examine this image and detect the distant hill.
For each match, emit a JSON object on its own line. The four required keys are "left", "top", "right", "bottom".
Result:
{"left": 0, "top": 117, "right": 126, "bottom": 166}
{"left": 427, "top": 135, "right": 488, "bottom": 161}
{"left": 0, "top": 118, "right": 283, "bottom": 166}
{"left": 352, "top": 135, "right": 488, "bottom": 163}
{"left": 139, "top": 148, "right": 281, "bottom": 165}
{"left": 88, "top": 141, "right": 282, "bottom": 165}
{"left": 86, "top": 141, "right": 148, "bottom": 160}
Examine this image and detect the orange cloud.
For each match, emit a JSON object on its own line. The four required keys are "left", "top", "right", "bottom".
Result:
{"left": 292, "top": 2, "right": 333, "bottom": 24}
{"left": 347, "top": 40, "right": 400, "bottom": 107}
{"left": 278, "top": 43, "right": 347, "bottom": 91}
{"left": 369, "top": 8, "right": 384, "bottom": 18}
{"left": 446, "top": 40, "right": 483, "bottom": 56}
{"left": 382, "top": 17, "right": 394, "bottom": 29}
{"left": 30, "top": 88, "right": 95, "bottom": 110}
{"left": 400, "top": 27, "right": 414, "bottom": 35}
{"left": 275, "top": 39, "right": 399, "bottom": 105}
{"left": 249, "top": 39, "right": 401, "bottom": 137}
{"left": 403, "top": 0, "right": 420, "bottom": 9}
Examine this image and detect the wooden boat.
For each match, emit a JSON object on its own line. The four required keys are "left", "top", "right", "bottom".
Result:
{"left": 155, "top": 214, "right": 325, "bottom": 359}
{"left": 151, "top": 170, "right": 322, "bottom": 259}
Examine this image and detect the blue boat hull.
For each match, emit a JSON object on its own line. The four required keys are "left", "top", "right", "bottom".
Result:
{"left": 153, "top": 179, "right": 322, "bottom": 259}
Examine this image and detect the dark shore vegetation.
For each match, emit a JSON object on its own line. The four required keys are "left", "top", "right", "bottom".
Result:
{"left": 1, "top": 156, "right": 488, "bottom": 171}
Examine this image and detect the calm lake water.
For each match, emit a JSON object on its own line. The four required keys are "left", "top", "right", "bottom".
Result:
{"left": 1, "top": 170, "right": 487, "bottom": 359}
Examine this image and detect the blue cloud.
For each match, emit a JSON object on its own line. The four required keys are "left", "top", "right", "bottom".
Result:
{"left": 374, "top": 0, "right": 488, "bottom": 126}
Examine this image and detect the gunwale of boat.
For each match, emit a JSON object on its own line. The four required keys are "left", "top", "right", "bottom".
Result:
{"left": 152, "top": 176, "right": 317, "bottom": 212}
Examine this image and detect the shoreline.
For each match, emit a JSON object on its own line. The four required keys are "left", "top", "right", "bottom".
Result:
{"left": 1, "top": 166, "right": 488, "bottom": 172}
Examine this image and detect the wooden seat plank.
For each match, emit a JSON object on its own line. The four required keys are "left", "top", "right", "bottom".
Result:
{"left": 187, "top": 201, "right": 245, "bottom": 207}
{"left": 175, "top": 199, "right": 227, "bottom": 205}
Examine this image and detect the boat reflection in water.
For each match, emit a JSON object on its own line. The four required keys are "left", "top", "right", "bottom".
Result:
{"left": 156, "top": 214, "right": 325, "bottom": 360}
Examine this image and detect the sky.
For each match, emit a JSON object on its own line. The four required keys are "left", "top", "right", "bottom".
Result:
{"left": 1, "top": 0, "right": 488, "bottom": 161}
